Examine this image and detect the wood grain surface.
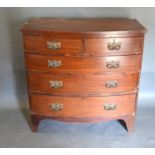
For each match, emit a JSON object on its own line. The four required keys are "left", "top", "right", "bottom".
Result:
{"left": 85, "top": 37, "right": 144, "bottom": 56}
{"left": 29, "top": 94, "right": 136, "bottom": 118}
{"left": 21, "top": 18, "right": 146, "bottom": 37}
{"left": 27, "top": 72, "right": 139, "bottom": 95}
{"left": 25, "top": 54, "right": 142, "bottom": 74}
{"left": 24, "top": 35, "right": 82, "bottom": 54}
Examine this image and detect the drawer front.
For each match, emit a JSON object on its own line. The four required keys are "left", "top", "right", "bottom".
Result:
{"left": 26, "top": 54, "right": 142, "bottom": 73}
{"left": 85, "top": 37, "right": 144, "bottom": 56}
{"left": 30, "top": 94, "right": 136, "bottom": 117}
{"left": 28, "top": 72, "right": 138, "bottom": 95}
{"left": 24, "top": 35, "right": 82, "bottom": 54}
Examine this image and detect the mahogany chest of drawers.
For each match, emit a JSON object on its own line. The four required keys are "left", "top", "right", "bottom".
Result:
{"left": 21, "top": 18, "right": 146, "bottom": 132}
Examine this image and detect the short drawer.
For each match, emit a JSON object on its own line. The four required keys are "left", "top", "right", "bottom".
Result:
{"left": 25, "top": 54, "right": 142, "bottom": 74}
{"left": 24, "top": 35, "right": 82, "bottom": 54}
{"left": 30, "top": 94, "right": 136, "bottom": 118}
{"left": 85, "top": 37, "right": 144, "bottom": 56}
{"left": 28, "top": 72, "right": 139, "bottom": 95}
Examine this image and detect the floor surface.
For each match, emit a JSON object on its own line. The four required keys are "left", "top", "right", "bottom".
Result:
{"left": 0, "top": 99, "right": 155, "bottom": 148}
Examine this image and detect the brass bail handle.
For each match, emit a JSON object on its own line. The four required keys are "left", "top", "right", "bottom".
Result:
{"left": 104, "top": 103, "right": 117, "bottom": 110}
{"left": 47, "top": 40, "right": 61, "bottom": 50}
{"left": 106, "top": 61, "right": 120, "bottom": 69}
{"left": 105, "top": 80, "right": 118, "bottom": 88}
{"left": 49, "top": 80, "right": 63, "bottom": 88}
{"left": 50, "top": 103, "right": 64, "bottom": 111}
{"left": 107, "top": 39, "right": 121, "bottom": 51}
{"left": 48, "top": 60, "right": 62, "bottom": 68}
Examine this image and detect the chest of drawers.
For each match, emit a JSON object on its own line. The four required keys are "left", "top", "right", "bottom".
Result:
{"left": 21, "top": 18, "right": 146, "bottom": 132}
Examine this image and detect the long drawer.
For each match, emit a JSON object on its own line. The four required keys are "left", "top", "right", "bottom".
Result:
{"left": 25, "top": 54, "right": 142, "bottom": 74}
{"left": 30, "top": 94, "right": 136, "bottom": 118}
{"left": 28, "top": 72, "right": 139, "bottom": 95}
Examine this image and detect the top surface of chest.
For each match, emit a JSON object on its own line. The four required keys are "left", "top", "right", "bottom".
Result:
{"left": 21, "top": 18, "right": 146, "bottom": 37}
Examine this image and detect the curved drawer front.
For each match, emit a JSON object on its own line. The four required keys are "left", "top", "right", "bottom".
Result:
{"left": 30, "top": 94, "right": 136, "bottom": 117}
{"left": 85, "top": 37, "right": 144, "bottom": 56}
{"left": 26, "top": 54, "right": 141, "bottom": 74}
{"left": 24, "top": 35, "right": 82, "bottom": 54}
{"left": 28, "top": 72, "right": 138, "bottom": 95}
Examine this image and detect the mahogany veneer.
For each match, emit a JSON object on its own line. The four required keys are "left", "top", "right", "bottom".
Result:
{"left": 30, "top": 94, "right": 136, "bottom": 118}
{"left": 28, "top": 72, "right": 139, "bottom": 95}
{"left": 25, "top": 54, "right": 142, "bottom": 73}
{"left": 21, "top": 18, "right": 146, "bottom": 132}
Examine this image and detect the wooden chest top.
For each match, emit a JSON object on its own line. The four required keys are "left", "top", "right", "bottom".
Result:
{"left": 21, "top": 18, "right": 146, "bottom": 37}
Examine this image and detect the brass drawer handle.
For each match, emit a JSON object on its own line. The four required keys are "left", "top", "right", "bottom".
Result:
{"left": 47, "top": 41, "right": 61, "bottom": 50}
{"left": 104, "top": 103, "right": 116, "bottom": 110}
{"left": 107, "top": 39, "right": 121, "bottom": 51}
{"left": 105, "top": 80, "right": 118, "bottom": 88}
{"left": 106, "top": 61, "right": 120, "bottom": 69}
{"left": 48, "top": 60, "right": 62, "bottom": 68}
{"left": 49, "top": 103, "right": 63, "bottom": 111}
{"left": 49, "top": 80, "right": 63, "bottom": 88}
